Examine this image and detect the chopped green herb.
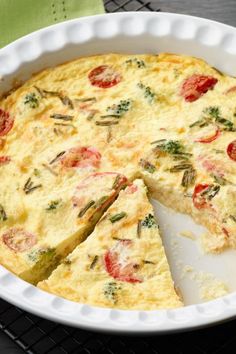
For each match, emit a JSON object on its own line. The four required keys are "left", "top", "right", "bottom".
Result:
{"left": 109, "top": 212, "right": 127, "bottom": 223}
{"left": 50, "top": 113, "right": 74, "bottom": 121}
{"left": 139, "top": 159, "right": 156, "bottom": 173}
{"left": 143, "top": 260, "right": 156, "bottom": 264}
{"left": 0, "top": 204, "right": 7, "bottom": 222}
{"left": 204, "top": 106, "right": 220, "bottom": 119}
{"left": 190, "top": 106, "right": 219, "bottom": 128}
{"left": 94, "top": 196, "right": 109, "bottom": 209}
{"left": 169, "top": 163, "right": 192, "bottom": 172}
{"left": 24, "top": 93, "right": 39, "bottom": 108}
{"left": 201, "top": 184, "right": 220, "bottom": 200}
{"left": 173, "top": 68, "right": 180, "bottom": 78}
{"left": 138, "top": 82, "right": 156, "bottom": 103}
{"left": 34, "top": 86, "right": 59, "bottom": 98}
{"left": 189, "top": 119, "right": 209, "bottom": 128}
{"left": 23, "top": 177, "right": 42, "bottom": 194}
{"left": 34, "top": 86, "right": 47, "bottom": 98}
{"left": 170, "top": 162, "right": 196, "bottom": 188}
{"left": 90, "top": 255, "right": 99, "bottom": 269}
{"left": 49, "top": 151, "right": 66, "bottom": 165}
{"left": 46, "top": 199, "right": 61, "bottom": 211}
{"left": 213, "top": 149, "right": 224, "bottom": 154}
{"left": 104, "top": 281, "right": 121, "bottom": 303}
{"left": 54, "top": 122, "right": 75, "bottom": 128}
{"left": 213, "top": 67, "right": 224, "bottom": 76}
{"left": 152, "top": 140, "right": 189, "bottom": 157}
{"left": 181, "top": 167, "right": 196, "bottom": 188}
{"left": 172, "top": 154, "right": 192, "bottom": 161}
{"left": 27, "top": 247, "right": 56, "bottom": 263}
{"left": 107, "top": 126, "right": 112, "bottom": 143}
{"left": 106, "top": 99, "right": 132, "bottom": 117}
{"left": 137, "top": 220, "right": 142, "bottom": 238}
{"left": 141, "top": 214, "right": 157, "bottom": 228}
{"left": 95, "top": 120, "right": 119, "bottom": 126}
{"left": 35, "top": 87, "right": 74, "bottom": 109}
{"left": 87, "top": 111, "right": 96, "bottom": 121}
{"left": 125, "top": 58, "right": 146, "bottom": 68}
{"left": 78, "top": 200, "right": 95, "bottom": 218}
{"left": 75, "top": 97, "right": 97, "bottom": 103}
{"left": 112, "top": 237, "right": 131, "bottom": 241}
{"left": 33, "top": 168, "right": 41, "bottom": 177}
{"left": 212, "top": 174, "right": 231, "bottom": 186}
{"left": 215, "top": 116, "right": 234, "bottom": 131}
{"left": 229, "top": 215, "right": 236, "bottom": 223}
{"left": 112, "top": 175, "right": 121, "bottom": 190}
{"left": 59, "top": 95, "right": 74, "bottom": 109}
{"left": 100, "top": 114, "right": 121, "bottom": 119}
{"left": 63, "top": 258, "right": 72, "bottom": 265}
{"left": 190, "top": 106, "right": 235, "bottom": 131}
{"left": 150, "top": 139, "right": 167, "bottom": 145}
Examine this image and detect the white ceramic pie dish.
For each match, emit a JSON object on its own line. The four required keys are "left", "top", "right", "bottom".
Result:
{"left": 1, "top": 11, "right": 236, "bottom": 334}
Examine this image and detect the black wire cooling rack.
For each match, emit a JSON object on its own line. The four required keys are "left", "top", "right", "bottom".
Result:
{"left": 104, "top": 0, "right": 161, "bottom": 12}
{"left": 2, "top": 294, "right": 236, "bottom": 354}
{"left": 1, "top": 1, "right": 236, "bottom": 353}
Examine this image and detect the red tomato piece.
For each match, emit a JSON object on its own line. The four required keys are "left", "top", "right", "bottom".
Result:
{"left": 194, "top": 127, "right": 220, "bottom": 143}
{"left": 0, "top": 156, "right": 11, "bottom": 165}
{"left": 192, "top": 183, "right": 210, "bottom": 209}
{"left": 61, "top": 146, "right": 101, "bottom": 169}
{"left": 88, "top": 65, "right": 121, "bottom": 88}
{"left": 0, "top": 109, "right": 14, "bottom": 136}
{"left": 125, "top": 183, "right": 138, "bottom": 194}
{"left": 180, "top": 75, "right": 218, "bottom": 102}
{"left": 222, "top": 227, "right": 229, "bottom": 238}
{"left": 104, "top": 240, "right": 142, "bottom": 283}
{"left": 2, "top": 228, "right": 37, "bottom": 252}
{"left": 227, "top": 140, "right": 236, "bottom": 161}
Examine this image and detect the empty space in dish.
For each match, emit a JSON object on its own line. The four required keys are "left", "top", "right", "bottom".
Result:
{"left": 152, "top": 200, "right": 236, "bottom": 305}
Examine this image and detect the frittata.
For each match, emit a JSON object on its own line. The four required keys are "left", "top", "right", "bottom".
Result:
{"left": 38, "top": 179, "right": 182, "bottom": 310}
{"left": 0, "top": 52, "right": 236, "bottom": 309}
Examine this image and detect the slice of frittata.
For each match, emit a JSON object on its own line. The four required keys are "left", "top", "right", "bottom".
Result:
{"left": 0, "top": 168, "right": 127, "bottom": 284}
{"left": 38, "top": 179, "right": 182, "bottom": 310}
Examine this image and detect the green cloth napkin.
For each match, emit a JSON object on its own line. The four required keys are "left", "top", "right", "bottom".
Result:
{"left": 0, "top": 0, "right": 104, "bottom": 48}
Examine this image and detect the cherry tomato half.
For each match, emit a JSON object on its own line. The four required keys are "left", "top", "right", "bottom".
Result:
{"left": 2, "top": 228, "right": 37, "bottom": 252}
{"left": 0, "top": 109, "right": 14, "bottom": 136}
{"left": 227, "top": 140, "right": 236, "bottom": 161}
{"left": 180, "top": 75, "right": 218, "bottom": 102}
{"left": 104, "top": 240, "right": 142, "bottom": 283}
{"left": 0, "top": 156, "right": 11, "bottom": 165}
{"left": 61, "top": 146, "right": 101, "bottom": 169}
{"left": 88, "top": 65, "right": 121, "bottom": 88}
{"left": 192, "top": 183, "right": 210, "bottom": 209}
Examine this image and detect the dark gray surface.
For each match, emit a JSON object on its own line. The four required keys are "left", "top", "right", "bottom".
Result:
{"left": 0, "top": 335, "right": 23, "bottom": 354}
{"left": 152, "top": 0, "right": 236, "bottom": 26}
{"left": 105, "top": 0, "right": 236, "bottom": 26}
{"left": 1, "top": 0, "right": 236, "bottom": 353}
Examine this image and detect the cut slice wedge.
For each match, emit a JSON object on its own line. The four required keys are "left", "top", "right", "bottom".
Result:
{"left": 38, "top": 179, "right": 183, "bottom": 310}
{"left": 0, "top": 171, "right": 127, "bottom": 284}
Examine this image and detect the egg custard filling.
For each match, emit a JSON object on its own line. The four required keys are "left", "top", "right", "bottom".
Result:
{"left": 38, "top": 179, "right": 182, "bottom": 310}
{"left": 0, "top": 53, "right": 236, "bottom": 308}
